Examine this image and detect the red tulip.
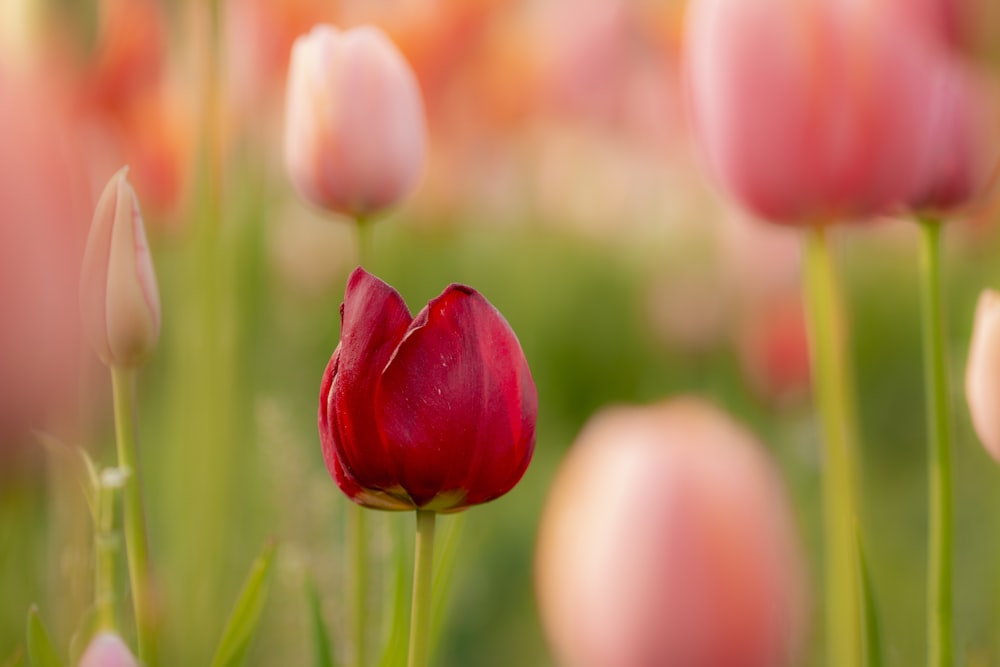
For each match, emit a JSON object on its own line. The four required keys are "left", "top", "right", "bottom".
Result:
{"left": 318, "top": 267, "right": 537, "bottom": 512}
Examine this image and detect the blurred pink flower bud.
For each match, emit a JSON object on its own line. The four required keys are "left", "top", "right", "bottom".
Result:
{"left": 907, "top": 57, "right": 999, "bottom": 215}
{"left": 78, "top": 632, "right": 138, "bottom": 667}
{"left": 683, "top": 0, "right": 937, "bottom": 223}
{"left": 80, "top": 167, "right": 161, "bottom": 368}
{"left": 284, "top": 24, "right": 427, "bottom": 219}
{"left": 966, "top": 289, "right": 1000, "bottom": 462}
{"left": 536, "top": 398, "right": 806, "bottom": 667}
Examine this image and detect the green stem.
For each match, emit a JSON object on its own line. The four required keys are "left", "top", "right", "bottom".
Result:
{"left": 350, "top": 504, "right": 369, "bottom": 667}
{"left": 356, "top": 214, "right": 372, "bottom": 269}
{"left": 918, "top": 218, "right": 953, "bottom": 667}
{"left": 110, "top": 366, "right": 157, "bottom": 665}
{"left": 803, "top": 225, "right": 861, "bottom": 667}
{"left": 94, "top": 477, "right": 119, "bottom": 631}
{"left": 407, "top": 510, "right": 436, "bottom": 667}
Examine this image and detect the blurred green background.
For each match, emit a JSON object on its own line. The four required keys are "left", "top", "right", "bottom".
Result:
{"left": 2, "top": 0, "right": 1000, "bottom": 666}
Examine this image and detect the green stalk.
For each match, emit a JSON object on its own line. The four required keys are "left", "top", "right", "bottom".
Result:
{"left": 351, "top": 505, "right": 369, "bottom": 667}
{"left": 918, "top": 218, "right": 953, "bottom": 667}
{"left": 407, "top": 510, "right": 436, "bottom": 667}
{"left": 803, "top": 225, "right": 861, "bottom": 667}
{"left": 94, "top": 476, "right": 120, "bottom": 631}
{"left": 110, "top": 366, "right": 157, "bottom": 665}
{"left": 351, "top": 212, "right": 373, "bottom": 667}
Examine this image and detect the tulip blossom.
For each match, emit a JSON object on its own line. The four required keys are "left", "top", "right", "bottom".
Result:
{"left": 683, "top": 0, "right": 937, "bottom": 223}
{"left": 966, "top": 290, "right": 1000, "bottom": 463}
{"left": 906, "top": 55, "right": 998, "bottom": 216}
{"left": 78, "top": 633, "right": 138, "bottom": 667}
{"left": 536, "top": 398, "right": 806, "bottom": 667}
{"left": 318, "top": 267, "right": 537, "bottom": 512}
{"left": 284, "top": 24, "right": 427, "bottom": 218}
{"left": 80, "top": 166, "right": 161, "bottom": 368}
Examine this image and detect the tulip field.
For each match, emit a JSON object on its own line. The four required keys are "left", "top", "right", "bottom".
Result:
{"left": 2, "top": 1, "right": 1000, "bottom": 666}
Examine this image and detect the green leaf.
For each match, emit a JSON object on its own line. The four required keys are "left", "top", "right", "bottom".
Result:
{"left": 209, "top": 541, "right": 277, "bottom": 667}
{"left": 304, "top": 574, "right": 335, "bottom": 667}
{"left": 857, "top": 531, "right": 883, "bottom": 667}
{"left": 26, "top": 606, "right": 63, "bottom": 667}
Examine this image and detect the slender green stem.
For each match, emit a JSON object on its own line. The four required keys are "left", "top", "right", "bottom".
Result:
{"left": 350, "top": 505, "right": 369, "bottom": 667}
{"left": 356, "top": 214, "right": 372, "bottom": 269}
{"left": 407, "top": 510, "right": 436, "bottom": 667}
{"left": 803, "top": 225, "right": 861, "bottom": 667}
{"left": 110, "top": 366, "right": 157, "bottom": 666}
{"left": 94, "top": 477, "right": 120, "bottom": 631}
{"left": 918, "top": 217, "right": 954, "bottom": 667}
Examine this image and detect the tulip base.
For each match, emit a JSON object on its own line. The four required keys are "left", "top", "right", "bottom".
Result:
{"left": 407, "top": 509, "right": 436, "bottom": 667}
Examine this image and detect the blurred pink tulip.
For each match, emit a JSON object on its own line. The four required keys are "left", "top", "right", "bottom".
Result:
{"left": 966, "top": 289, "right": 1000, "bottom": 463}
{"left": 0, "top": 63, "right": 90, "bottom": 454}
{"left": 80, "top": 167, "right": 161, "bottom": 368}
{"left": 536, "top": 398, "right": 806, "bottom": 667}
{"left": 906, "top": 56, "right": 999, "bottom": 216}
{"left": 284, "top": 24, "right": 427, "bottom": 219}
{"left": 683, "top": 0, "right": 937, "bottom": 223}
{"left": 78, "top": 633, "right": 138, "bottom": 667}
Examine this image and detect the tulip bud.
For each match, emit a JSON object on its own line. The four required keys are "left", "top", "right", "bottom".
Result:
{"left": 683, "top": 0, "right": 937, "bottom": 223}
{"left": 318, "top": 267, "right": 537, "bottom": 512}
{"left": 536, "top": 398, "right": 806, "bottom": 667}
{"left": 966, "top": 289, "right": 1000, "bottom": 462}
{"left": 80, "top": 166, "right": 161, "bottom": 368}
{"left": 78, "top": 632, "right": 138, "bottom": 667}
{"left": 284, "top": 24, "right": 427, "bottom": 219}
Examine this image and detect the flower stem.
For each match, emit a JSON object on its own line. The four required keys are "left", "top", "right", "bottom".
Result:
{"left": 351, "top": 505, "right": 369, "bottom": 667}
{"left": 94, "top": 477, "right": 119, "bottom": 632}
{"left": 918, "top": 217, "right": 953, "bottom": 667}
{"left": 803, "top": 225, "right": 861, "bottom": 667}
{"left": 407, "top": 510, "right": 436, "bottom": 667}
{"left": 110, "top": 366, "right": 157, "bottom": 666}
{"left": 356, "top": 214, "right": 372, "bottom": 269}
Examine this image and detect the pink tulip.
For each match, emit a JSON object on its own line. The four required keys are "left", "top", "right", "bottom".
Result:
{"left": 683, "top": 0, "right": 937, "bottom": 223}
{"left": 536, "top": 398, "right": 806, "bottom": 667}
{"left": 966, "top": 290, "right": 1000, "bottom": 463}
{"left": 284, "top": 24, "right": 427, "bottom": 219}
{"left": 78, "top": 633, "right": 138, "bottom": 667}
{"left": 79, "top": 167, "right": 161, "bottom": 368}
{"left": 906, "top": 54, "right": 999, "bottom": 216}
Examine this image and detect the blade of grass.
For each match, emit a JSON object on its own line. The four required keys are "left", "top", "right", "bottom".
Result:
{"left": 304, "top": 574, "right": 335, "bottom": 667}
{"left": 26, "top": 606, "right": 63, "bottom": 667}
{"left": 209, "top": 541, "right": 277, "bottom": 667}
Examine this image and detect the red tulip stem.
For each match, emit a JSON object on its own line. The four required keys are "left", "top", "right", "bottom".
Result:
{"left": 350, "top": 504, "right": 369, "bottom": 667}
{"left": 111, "top": 366, "right": 158, "bottom": 666}
{"left": 803, "top": 225, "right": 862, "bottom": 667}
{"left": 407, "top": 509, "right": 437, "bottom": 667}
{"left": 918, "top": 217, "right": 954, "bottom": 667}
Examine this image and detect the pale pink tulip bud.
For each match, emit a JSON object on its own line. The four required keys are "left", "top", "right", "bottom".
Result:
{"left": 284, "top": 24, "right": 427, "bottom": 219}
{"left": 78, "top": 632, "right": 138, "bottom": 667}
{"left": 536, "top": 398, "right": 806, "bottom": 667}
{"left": 966, "top": 290, "right": 1000, "bottom": 462}
{"left": 80, "top": 166, "right": 161, "bottom": 368}
{"left": 683, "top": 0, "right": 938, "bottom": 224}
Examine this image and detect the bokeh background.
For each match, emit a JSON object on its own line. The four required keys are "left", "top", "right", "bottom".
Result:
{"left": 2, "top": 0, "right": 1000, "bottom": 665}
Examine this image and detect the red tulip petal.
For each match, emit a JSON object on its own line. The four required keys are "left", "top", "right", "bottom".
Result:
{"left": 375, "top": 284, "right": 537, "bottom": 509}
{"left": 325, "top": 267, "right": 413, "bottom": 495}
